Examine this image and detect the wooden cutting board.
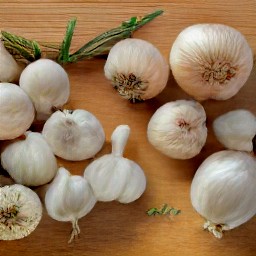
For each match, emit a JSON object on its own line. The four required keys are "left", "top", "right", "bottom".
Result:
{"left": 0, "top": 1, "right": 256, "bottom": 255}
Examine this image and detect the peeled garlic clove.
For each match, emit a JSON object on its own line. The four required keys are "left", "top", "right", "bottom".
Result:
{"left": 0, "top": 41, "right": 23, "bottom": 83}
{"left": 45, "top": 167, "right": 96, "bottom": 243}
{"left": 19, "top": 59, "right": 70, "bottom": 120}
{"left": 147, "top": 100, "right": 207, "bottom": 159}
{"left": 170, "top": 24, "right": 253, "bottom": 100}
{"left": 84, "top": 125, "right": 146, "bottom": 203}
{"left": 1, "top": 131, "right": 58, "bottom": 186}
{"left": 104, "top": 38, "right": 169, "bottom": 102}
{"left": 213, "top": 109, "right": 256, "bottom": 152}
{"left": 42, "top": 109, "right": 105, "bottom": 161}
{"left": 0, "top": 83, "right": 35, "bottom": 140}
{"left": 0, "top": 184, "right": 42, "bottom": 240}
{"left": 190, "top": 150, "right": 256, "bottom": 238}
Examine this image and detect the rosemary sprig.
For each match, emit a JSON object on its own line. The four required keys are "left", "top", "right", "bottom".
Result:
{"left": 0, "top": 10, "right": 163, "bottom": 64}
{"left": 146, "top": 204, "right": 181, "bottom": 216}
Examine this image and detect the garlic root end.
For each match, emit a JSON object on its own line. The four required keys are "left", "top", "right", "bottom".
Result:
{"left": 68, "top": 219, "right": 80, "bottom": 243}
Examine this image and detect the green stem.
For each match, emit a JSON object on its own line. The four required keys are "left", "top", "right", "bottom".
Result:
{"left": 0, "top": 10, "right": 163, "bottom": 64}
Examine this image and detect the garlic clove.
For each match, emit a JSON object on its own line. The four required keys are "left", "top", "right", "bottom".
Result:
{"left": 45, "top": 167, "right": 96, "bottom": 243}
{"left": 0, "top": 41, "right": 23, "bottom": 83}
{"left": 0, "top": 184, "right": 42, "bottom": 240}
{"left": 169, "top": 24, "right": 253, "bottom": 100}
{"left": 84, "top": 125, "right": 146, "bottom": 203}
{"left": 19, "top": 59, "right": 70, "bottom": 120}
{"left": 190, "top": 150, "right": 256, "bottom": 238}
{"left": 104, "top": 38, "right": 169, "bottom": 102}
{"left": 0, "top": 83, "right": 35, "bottom": 140}
{"left": 147, "top": 99, "right": 207, "bottom": 159}
{"left": 213, "top": 109, "right": 256, "bottom": 152}
{"left": 42, "top": 109, "right": 105, "bottom": 161}
{"left": 1, "top": 131, "right": 58, "bottom": 186}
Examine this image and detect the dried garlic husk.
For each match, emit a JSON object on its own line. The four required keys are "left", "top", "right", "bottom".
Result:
{"left": 42, "top": 109, "right": 105, "bottom": 161}
{"left": 0, "top": 184, "right": 42, "bottom": 240}
{"left": 45, "top": 167, "right": 96, "bottom": 243}
{"left": 19, "top": 59, "right": 70, "bottom": 120}
{"left": 170, "top": 24, "right": 253, "bottom": 100}
{"left": 147, "top": 100, "right": 207, "bottom": 159}
{"left": 104, "top": 38, "right": 169, "bottom": 102}
{"left": 1, "top": 132, "right": 58, "bottom": 186}
{"left": 213, "top": 109, "right": 256, "bottom": 152}
{"left": 84, "top": 125, "right": 146, "bottom": 203}
{"left": 0, "top": 41, "right": 23, "bottom": 83}
{"left": 191, "top": 150, "right": 256, "bottom": 238}
{"left": 0, "top": 83, "right": 35, "bottom": 140}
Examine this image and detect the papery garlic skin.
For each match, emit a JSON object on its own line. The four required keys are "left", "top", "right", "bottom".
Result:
{"left": 104, "top": 38, "right": 169, "bottom": 102}
{"left": 84, "top": 125, "right": 146, "bottom": 203}
{"left": 0, "top": 184, "right": 42, "bottom": 240}
{"left": 0, "top": 41, "right": 23, "bottom": 83}
{"left": 170, "top": 24, "right": 253, "bottom": 100}
{"left": 42, "top": 109, "right": 105, "bottom": 161}
{"left": 45, "top": 167, "right": 96, "bottom": 243}
{"left": 147, "top": 100, "right": 207, "bottom": 159}
{"left": 213, "top": 109, "right": 256, "bottom": 152}
{"left": 190, "top": 150, "right": 256, "bottom": 238}
{"left": 0, "top": 83, "right": 35, "bottom": 140}
{"left": 19, "top": 59, "right": 70, "bottom": 120}
{"left": 1, "top": 132, "right": 58, "bottom": 186}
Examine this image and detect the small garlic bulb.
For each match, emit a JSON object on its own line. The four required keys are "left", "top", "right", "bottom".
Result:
{"left": 42, "top": 109, "right": 105, "bottom": 161}
{"left": 0, "top": 41, "right": 23, "bottom": 83}
{"left": 191, "top": 150, "right": 256, "bottom": 238}
{"left": 213, "top": 109, "right": 256, "bottom": 152}
{"left": 0, "top": 83, "right": 35, "bottom": 140}
{"left": 19, "top": 59, "right": 70, "bottom": 120}
{"left": 45, "top": 167, "right": 96, "bottom": 243}
{"left": 104, "top": 38, "right": 169, "bottom": 102}
{"left": 1, "top": 132, "right": 58, "bottom": 186}
{"left": 170, "top": 24, "right": 253, "bottom": 100}
{"left": 84, "top": 125, "right": 146, "bottom": 203}
{"left": 147, "top": 100, "right": 207, "bottom": 159}
{"left": 0, "top": 184, "right": 42, "bottom": 240}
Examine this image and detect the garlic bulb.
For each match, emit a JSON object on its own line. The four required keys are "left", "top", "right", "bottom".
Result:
{"left": 19, "top": 59, "right": 70, "bottom": 120}
{"left": 104, "top": 38, "right": 169, "bottom": 102}
{"left": 0, "top": 41, "right": 23, "bottom": 83}
{"left": 213, "top": 109, "right": 256, "bottom": 152}
{"left": 42, "top": 109, "right": 105, "bottom": 161}
{"left": 169, "top": 24, "right": 253, "bottom": 100}
{"left": 190, "top": 150, "right": 256, "bottom": 238}
{"left": 0, "top": 184, "right": 42, "bottom": 240}
{"left": 45, "top": 167, "right": 96, "bottom": 243}
{"left": 147, "top": 100, "right": 207, "bottom": 159}
{"left": 0, "top": 83, "right": 35, "bottom": 140}
{"left": 84, "top": 125, "right": 146, "bottom": 203}
{"left": 1, "top": 132, "right": 58, "bottom": 186}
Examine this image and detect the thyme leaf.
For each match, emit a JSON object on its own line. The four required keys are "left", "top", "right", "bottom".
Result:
{"left": 146, "top": 204, "right": 181, "bottom": 217}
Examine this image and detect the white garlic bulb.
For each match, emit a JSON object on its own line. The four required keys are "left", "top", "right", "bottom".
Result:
{"left": 84, "top": 125, "right": 146, "bottom": 203}
{"left": 213, "top": 109, "right": 256, "bottom": 152}
{"left": 0, "top": 83, "right": 35, "bottom": 140}
{"left": 1, "top": 132, "right": 58, "bottom": 186}
{"left": 104, "top": 38, "right": 169, "bottom": 102}
{"left": 19, "top": 58, "right": 70, "bottom": 120}
{"left": 170, "top": 24, "right": 253, "bottom": 100}
{"left": 191, "top": 150, "right": 256, "bottom": 238}
{"left": 45, "top": 167, "right": 96, "bottom": 243}
{"left": 42, "top": 109, "right": 105, "bottom": 161}
{"left": 147, "top": 100, "right": 207, "bottom": 159}
{"left": 0, "top": 41, "right": 23, "bottom": 83}
{"left": 0, "top": 184, "right": 42, "bottom": 240}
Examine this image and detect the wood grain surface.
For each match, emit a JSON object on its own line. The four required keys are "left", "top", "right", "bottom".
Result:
{"left": 0, "top": 1, "right": 256, "bottom": 255}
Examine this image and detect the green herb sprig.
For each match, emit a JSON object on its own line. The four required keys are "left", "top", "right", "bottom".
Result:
{"left": 146, "top": 204, "right": 181, "bottom": 217}
{"left": 0, "top": 10, "right": 163, "bottom": 65}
